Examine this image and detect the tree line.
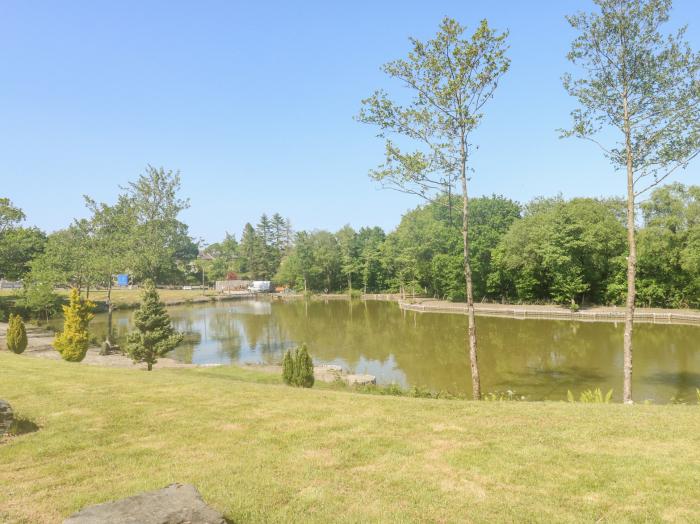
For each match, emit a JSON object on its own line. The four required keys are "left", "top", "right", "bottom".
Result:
{"left": 1, "top": 0, "right": 698, "bottom": 403}
{"left": 2, "top": 180, "right": 699, "bottom": 314}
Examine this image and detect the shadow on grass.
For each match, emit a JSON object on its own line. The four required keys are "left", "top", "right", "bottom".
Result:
{"left": 8, "top": 415, "right": 40, "bottom": 436}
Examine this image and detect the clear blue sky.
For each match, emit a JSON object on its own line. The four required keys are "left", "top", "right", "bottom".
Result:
{"left": 1, "top": 0, "right": 699, "bottom": 244}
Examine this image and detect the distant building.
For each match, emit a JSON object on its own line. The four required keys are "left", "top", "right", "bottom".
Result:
{"left": 215, "top": 280, "right": 251, "bottom": 293}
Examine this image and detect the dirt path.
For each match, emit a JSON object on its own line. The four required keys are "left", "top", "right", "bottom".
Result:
{"left": 0, "top": 323, "right": 194, "bottom": 370}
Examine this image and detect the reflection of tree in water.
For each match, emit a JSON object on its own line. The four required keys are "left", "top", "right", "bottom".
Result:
{"left": 476, "top": 318, "right": 621, "bottom": 397}
{"left": 85, "top": 300, "right": 700, "bottom": 402}
{"left": 207, "top": 309, "right": 243, "bottom": 361}
{"left": 634, "top": 323, "right": 700, "bottom": 401}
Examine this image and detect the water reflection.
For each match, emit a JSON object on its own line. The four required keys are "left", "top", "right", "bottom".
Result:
{"left": 47, "top": 299, "right": 700, "bottom": 402}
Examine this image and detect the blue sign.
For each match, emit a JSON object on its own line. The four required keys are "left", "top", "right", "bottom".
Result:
{"left": 116, "top": 274, "right": 129, "bottom": 287}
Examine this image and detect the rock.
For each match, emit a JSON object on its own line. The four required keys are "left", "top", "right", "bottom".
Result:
{"left": 0, "top": 399, "right": 13, "bottom": 436}
{"left": 343, "top": 374, "right": 377, "bottom": 386}
{"left": 313, "top": 364, "right": 344, "bottom": 383}
{"left": 315, "top": 364, "right": 342, "bottom": 373}
{"left": 63, "top": 483, "right": 225, "bottom": 524}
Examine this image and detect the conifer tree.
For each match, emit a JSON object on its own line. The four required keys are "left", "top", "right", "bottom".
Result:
{"left": 281, "top": 344, "right": 314, "bottom": 388}
{"left": 282, "top": 348, "right": 295, "bottom": 385}
{"left": 54, "top": 288, "right": 94, "bottom": 362}
{"left": 295, "top": 344, "right": 315, "bottom": 388}
{"left": 6, "top": 314, "right": 28, "bottom": 354}
{"left": 125, "top": 280, "right": 183, "bottom": 370}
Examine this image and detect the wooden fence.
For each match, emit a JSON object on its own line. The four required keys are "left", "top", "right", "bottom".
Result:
{"left": 398, "top": 301, "right": 700, "bottom": 326}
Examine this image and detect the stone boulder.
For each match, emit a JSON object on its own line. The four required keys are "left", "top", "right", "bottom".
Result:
{"left": 63, "top": 483, "right": 226, "bottom": 524}
{"left": 313, "top": 364, "right": 344, "bottom": 382}
{"left": 0, "top": 399, "right": 12, "bottom": 436}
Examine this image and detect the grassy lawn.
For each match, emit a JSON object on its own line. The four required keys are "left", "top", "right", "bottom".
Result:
{"left": 0, "top": 288, "right": 219, "bottom": 309}
{"left": 1, "top": 354, "right": 699, "bottom": 523}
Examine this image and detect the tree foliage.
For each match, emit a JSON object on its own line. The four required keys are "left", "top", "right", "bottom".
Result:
{"left": 6, "top": 314, "right": 28, "bottom": 354}
{"left": 125, "top": 280, "right": 183, "bottom": 370}
{"left": 282, "top": 344, "right": 314, "bottom": 388}
{"left": 54, "top": 288, "right": 94, "bottom": 362}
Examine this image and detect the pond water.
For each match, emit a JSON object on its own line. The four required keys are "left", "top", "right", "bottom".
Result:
{"left": 47, "top": 298, "right": 700, "bottom": 402}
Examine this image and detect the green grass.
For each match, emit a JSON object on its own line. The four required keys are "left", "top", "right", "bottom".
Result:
{"left": 1, "top": 354, "right": 699, "bottom": 523}
{"left": 0, "top": 288, "right": 219, "bottom": 310}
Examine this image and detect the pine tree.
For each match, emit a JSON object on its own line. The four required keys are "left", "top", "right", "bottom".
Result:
{"left": 54, "top": 288, "right": 94, "bottom": 362}
{"left": 6, "top": 314, "right": 28, "bottom": 354}
{"left": 295, "top": 344, "right": 315, "bottom": 388}
{"left": 281, "top": 344, "right": 314, "bottom": 388}
{"left": 125, "top": 280, "right": 183, "bottom": 370}
{"left": 282, "top": 348, "right": 294, "bottom": 385}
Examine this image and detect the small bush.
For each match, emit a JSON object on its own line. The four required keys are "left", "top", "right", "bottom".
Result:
{"left": 6, "top": 314, "right": 28, "bottom": 354}
{"left": 567, "top": 388, "right": 613, "bottom": 403}
{"left": 54, "top": 288, "right": 94, "bottom": 362}
{"left": 281, "top": 344, "right": 314, "bottom": 388}
{"left": 282, "top": 349, "right": 294, "bottom": 385}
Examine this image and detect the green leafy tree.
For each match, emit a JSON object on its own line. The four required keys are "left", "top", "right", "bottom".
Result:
{"left": 54, "top": 288, "right": 94, "bottom": 362}
{"left": 358, "top": 17, "right": 510, "bottom": 399}
{"left": 84, "top": 195, "right": 136, "bottom": 346}
{"left": 124, "top": 165, "right": 195, "bottom": 283}
{"left": 0, "top": 197, "right": 25, "bottom": 233}
{"left": 125, "top": 280, "right": 183, "bottom": 370}
{"left": 19, "top": 282, "right": 60, "bottom": 321}
{"left": 205, "top": 233, "right": 239, "bottom": 281}
{"left": 490, "top": 198, "right": 626, "bottom": 306}
{"left": 6, "top": 314, "right": 28, "bottom": 354}
{"left": 635, "top": 183, "right": 700, "bottom": 307}
{"left": 562, "top": 0, "right": 700, "bottom": 403}
{"left": 336, "top": 225, "right": 360, "bottom": 293}
{"left": 0, "top": 227, "right": 46, "bottom": 281}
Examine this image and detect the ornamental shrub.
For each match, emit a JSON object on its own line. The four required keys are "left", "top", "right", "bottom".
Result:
{"left": 6, "top": 314, "right": 28, "bottom": 354}
{"left": 54, "top": 288, "right": 94, "bottom": 362}
{"left": 282, "top": 348, "right": 295, "bottom": 385}
{"left": 125, "top": 280, "right": 183, "bottom": 371}
{"left": 281, "top": 343, "right": 314, "bottom": 388}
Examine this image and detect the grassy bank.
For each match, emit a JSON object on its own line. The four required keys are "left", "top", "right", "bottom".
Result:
{"left": 0, "top": 288, "right": 223, "bottom": 312}
{"left": 1, "top": 354, "right": 699, "bottom": 523}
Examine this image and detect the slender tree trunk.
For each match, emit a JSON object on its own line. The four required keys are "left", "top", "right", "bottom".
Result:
{"left": 461, "top": 139, "right": 481, "bottom": 400}
{"left": 622, "top": 93, "right": 636, "bottom": 404}
{"left": 102, "top": 275, "right": 113, "bottom": 355}
{"left": 147, "top": 362, "right": 152, "bottom": 371}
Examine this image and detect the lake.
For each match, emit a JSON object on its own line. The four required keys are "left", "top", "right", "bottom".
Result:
{"left": 50, "top": 298, "right": 700, "bottom": 403}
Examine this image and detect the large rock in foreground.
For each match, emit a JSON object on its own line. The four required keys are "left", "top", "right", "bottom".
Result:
{"left": 0, "top": 399, "right": 12, "bottom": 436}
{"left": 63, "top": 483, "right": 226, "bottom": 524}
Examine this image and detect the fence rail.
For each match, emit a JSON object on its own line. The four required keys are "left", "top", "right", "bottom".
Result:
{"left": 398, "top": 301, "right": 700, "bottom": 326}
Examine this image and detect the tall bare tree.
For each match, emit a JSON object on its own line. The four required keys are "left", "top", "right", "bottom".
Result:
{"left": 562, "top": 0, "right": 700, "bottom": 403}
{"left": 358, "top": 17, "right": 510, "bottom": 399}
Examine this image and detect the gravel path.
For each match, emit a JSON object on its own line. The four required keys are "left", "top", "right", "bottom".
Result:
{"left": 0, "top": 322, "right": 193, "bottom": 370}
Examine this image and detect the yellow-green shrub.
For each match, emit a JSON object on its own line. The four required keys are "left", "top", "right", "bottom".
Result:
{"left": 54, "top": 288, "right": 94, "bottom": 362}
{"left": 6, "top": 314, "right": 28, "bottom": 354}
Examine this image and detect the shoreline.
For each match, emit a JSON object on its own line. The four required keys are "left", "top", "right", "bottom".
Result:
{"left": 395, "top": 298, "right": 700, "bottom": 326}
